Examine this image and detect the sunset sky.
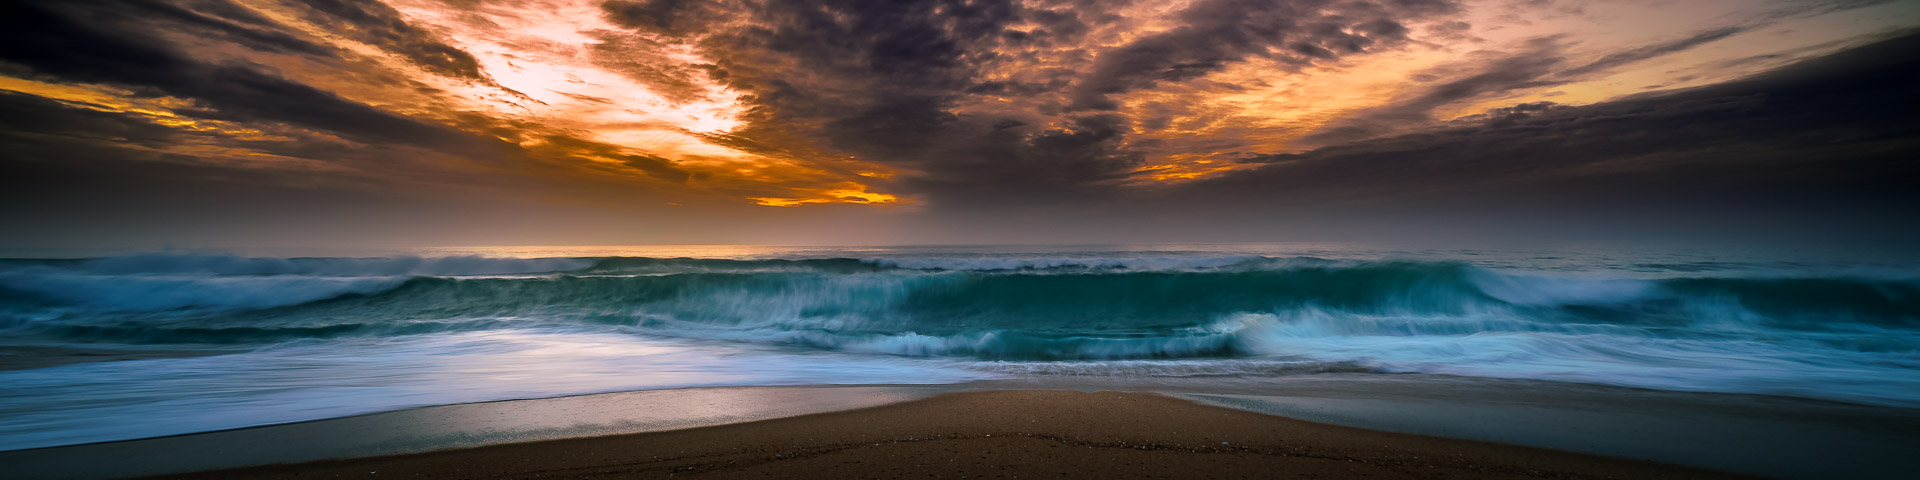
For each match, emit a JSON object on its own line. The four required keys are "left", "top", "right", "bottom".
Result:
{"left": 2, "top": 0, "right": 1917, "bottom": 248}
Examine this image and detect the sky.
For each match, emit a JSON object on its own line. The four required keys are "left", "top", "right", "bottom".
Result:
{"left": 1, "top": 0, "right": 1917, "bottom": 248}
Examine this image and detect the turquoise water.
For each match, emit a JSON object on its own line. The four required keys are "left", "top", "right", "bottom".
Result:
{"left": 1, "top": 244, "right": 1917, "bottom": 450}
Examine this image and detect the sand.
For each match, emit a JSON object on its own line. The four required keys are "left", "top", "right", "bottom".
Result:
{"left": 168, "top": 390, "right": 1746, "bottom": 479}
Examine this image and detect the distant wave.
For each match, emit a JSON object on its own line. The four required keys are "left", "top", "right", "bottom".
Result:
{"left": 0, "top": 273, "right": 408, "bottom": 311}
{"left": 36, "top": 253, "right": 597, "bottom": 276}
{"left": 0, "top": 254, "right": 594, "bottom": 311}
{"left": 2, "top": 253, "right": 1914, "bottom": 344}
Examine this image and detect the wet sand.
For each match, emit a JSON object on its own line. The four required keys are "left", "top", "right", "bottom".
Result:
{"left": 0, "top": 386, "right": 943, "bottom": 479}
{"left": 167, "top": 390, "right": 1745, "bottom": 480}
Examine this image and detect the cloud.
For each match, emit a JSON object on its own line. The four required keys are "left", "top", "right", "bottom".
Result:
{"left": 1301, "top": 35, "right": 1564, "bottom": 145}
{"left": 522, "top": 133, "right": 697, "bottom": 184}
{"left": 2, "top": 0, "right": 1916, "bottom": 246}
{"left": 289, "top": 0, "right": 495, "bottom": 82}
{"left": 119, "top": 0, "right": 336, "bottom": 56}
{"left": 1068, "top": 0, "right": 1459, "bottom": 111}
{"left": 0, "top": 88, "right": 443, "bottom": 246}
{"left": 1297, "top": 0, "right": 1903, "bottom": 147}
{"left": 622, "top": 0, "right": 1467, "bottom": 208}
{"left": 0, "top": 90, "right": 183, "bottom": 149}
{"left": 604, "top": 0, "right": 720, "bottom": 37}
{"left": 1165, "top": 31, "right": 1920, "bottom": 238}
{"left": 1555, "top": 26, "right": 1747, "bottom": 78}
{"left": 1299, "top": 25, "right": 1762, "bottom": 146}
{"left": 1751, "top": 0, "right": 1896, "bottom": 23}
{"left": 0, "top": 1, "right": 509, "bottom": 158}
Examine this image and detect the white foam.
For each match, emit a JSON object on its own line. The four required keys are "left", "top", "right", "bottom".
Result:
{"left": 0, "top": 330, "right": 989, "bottom": 450}
{"left": 1470, "top": 271, "right": 1657, "bottom": 305}
{"left": 1217, "top": 309, "right": 1920, "bottom": 407}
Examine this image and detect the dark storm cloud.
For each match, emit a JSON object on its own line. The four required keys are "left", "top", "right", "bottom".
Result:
{"left": 0, "top": 92, "right": 200, "bottom": 201}
{"left": 1068, "top": 0, "right": 1459, "bottom": 111}
{"left": 0, "top": 1, "right": 509, "bottom": 158}
{"left": 0, "top": 82, "right": 683, "bottom": 249}
{"left": 1171, "top": 31, "right": 1920, "bottom": 235}
{"left": 604, "top": 0, "right": 718, "bottom": 37}
{"left": 116, "top": 0, "right": 336, "bottom": 56}
{"left": 0, "top": 89, "right": 394, "bottom": 225}
{"left": 0, "top": 87, "right": 496, "bottom": 198}
{"left": 0, "top": 90, "right": 483, "bottom": 249}
{"left": 642, "top": 0, "right": 1037, "bottom": 193}
{"left": 290, "top": 0, "right": 497, "bottom": 83}
{"left": 0, "top": 91, "right": 183, "bottom": 149}
{"left": 628, "top": 0, "right": 1462, "bottom": 207}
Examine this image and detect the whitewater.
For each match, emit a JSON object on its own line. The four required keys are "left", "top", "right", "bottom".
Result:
{"left": 1, "top": 244, "right": 1917, "bottom": 451}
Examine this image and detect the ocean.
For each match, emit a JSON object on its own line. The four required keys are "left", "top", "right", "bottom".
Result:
{"left": 2, "top": 244, "right": 1917, "bottom": 451}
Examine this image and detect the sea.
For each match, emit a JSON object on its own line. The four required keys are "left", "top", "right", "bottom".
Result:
{"left": 2, "top": 243, "right": 1917, "bottom": 451}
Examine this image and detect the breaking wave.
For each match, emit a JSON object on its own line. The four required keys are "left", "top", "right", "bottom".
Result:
{"left": 2, "top": 253, "right": 1917, "bottom": 405}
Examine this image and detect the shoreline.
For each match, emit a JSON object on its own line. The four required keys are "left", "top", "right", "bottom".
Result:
{"left": 0, "top": 385, "right": 949, "bottom": 479}
{"left": 152, "top": 390, "right": 1748, "bottom": 479}
{"left": 2, "top": 375, "right": 1916, "bottom": 479}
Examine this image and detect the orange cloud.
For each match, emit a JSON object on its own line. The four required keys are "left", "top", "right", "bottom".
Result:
{"left": 751, "top": 184, "right": 905, "bottom": 207}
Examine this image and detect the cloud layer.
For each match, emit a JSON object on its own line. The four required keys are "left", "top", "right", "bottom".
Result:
{"left": 1, "top": 0, "right": 1916, "bottom": 246}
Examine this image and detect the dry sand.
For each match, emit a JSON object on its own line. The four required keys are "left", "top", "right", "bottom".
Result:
{"left": 171, "top": 390, "right": 1747, "bottom": 479}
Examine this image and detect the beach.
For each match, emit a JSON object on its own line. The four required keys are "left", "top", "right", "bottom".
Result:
{"left": 8, "top": 375, "right": 1918, "bottom": 479}
{"left": 156, "top": 390, "right": 1743, "bottom": 479}
{"left": 3, "top": 247, "right": 1917, "bottom": 479}
{"left": 6, "top": 0, "right": 1920, "bottom": 475}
